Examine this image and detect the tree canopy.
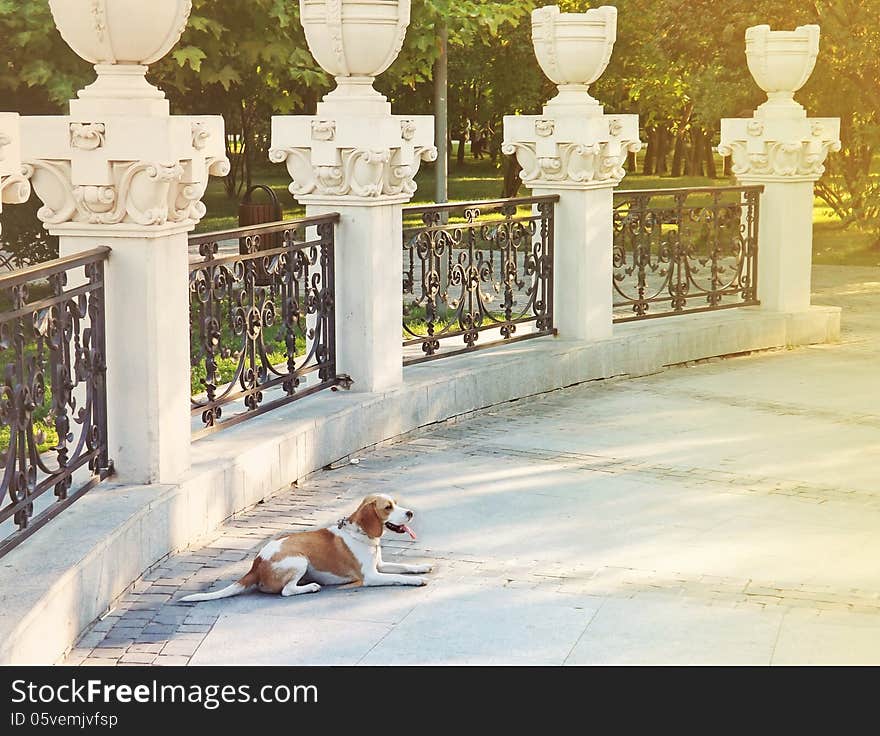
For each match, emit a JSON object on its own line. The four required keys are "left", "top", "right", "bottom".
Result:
{"left": 1, "top": 0, "right": 878, "bottom": 238}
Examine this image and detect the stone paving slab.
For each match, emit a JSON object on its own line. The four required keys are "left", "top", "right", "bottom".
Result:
{"left": 66, "top": 266, "right": 880, "bottom": 665}
{"left": 564, "top": 596, "right": 785, "bottom": 665}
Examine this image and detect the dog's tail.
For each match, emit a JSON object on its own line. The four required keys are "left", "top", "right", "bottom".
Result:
{"left": 179, "top": 562, "right": 259, "bottom": 603}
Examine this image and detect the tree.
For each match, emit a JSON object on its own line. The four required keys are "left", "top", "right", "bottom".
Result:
{"left": 153, "top": 0, "right": 329, "bottom": 198}
{"left": 2, "top": 0, "right": 878, "bottom": 241}
{"left": 0, "top": 1, "right": 90, "bottom": 112}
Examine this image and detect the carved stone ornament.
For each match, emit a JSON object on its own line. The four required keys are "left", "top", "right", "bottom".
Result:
{"left": 719, "top": 24, "right": 840, "bottom": 182}
{"left": 0, "top": 171, "right": 31, "bottom": 204}
{"left": 70, "top": 122, "right": 107, "bottom": 150}
{"left": 502, "top": 138, "right": 641, "bottom": 188}
{"left": 311, "top": 119, "right": 337, "bottom": 142}
{"left": 270, "top": 144, "right": 437, "bottom": 199}
{"left": 717, "top": 136, "right": 841, "bottom": 180}
{"left": 535, "top": 119, "right": 555, "bottom": 137}
{"left": 745, "top": 23, "right": 820, "bottom": 118}
{"left": 0, "top": 116, "right": 32, "bottom": 236}
{"left": 49, "top": 0, "right": 194, "bottom": 106}
{"left": 191, "top": 121, "right": 211, "bottom": 150}
{"left": 400, "top": 119, "right": 417, "bottom": 141}
{"left": 272, "top": 1, "right": 434, "bottom": 203}
{"left": 502, "top": 7, "right": 641, "bottom": 190}
{"left": 531, "top": 5, "right": 617, "bottom": 113}
{"left": 299, "top": 0, "right": 411, "bottom": 104}
{"left": 24, "top": 156, "right": 229, "bottom": 228}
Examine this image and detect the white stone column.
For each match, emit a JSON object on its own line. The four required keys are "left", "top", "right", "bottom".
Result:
{"left": 719, "top": 24, "right": 840, "bottom": 313}
{"left": 270, "top": 0, "right": 435, "bottom": 393}
{"left": 0, "top": 113, "right": 31, "bottom": 237}
{"left": 503, "top": 6, "right": 640, "bottom": 341}
{"left": 20, "top": 1, "right": 229, "bottom": 485}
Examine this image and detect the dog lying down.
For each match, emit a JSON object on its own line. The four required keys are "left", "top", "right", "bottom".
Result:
{"left": 180, "top": 494, "right": 432, "bottom": 602}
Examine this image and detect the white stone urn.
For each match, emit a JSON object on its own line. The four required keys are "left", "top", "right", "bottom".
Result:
{"left": 299, "top": 0, "right": 410, "bottom": 107}
{"left": 746, "top": 24, "right": 820, "bottom": 118}
{"left": 48, "top": 0, "right": 192, "bottom": 104}
{"left": 532, "top": 4, "right": 617, "bottom": 114}
{"left": 21, "top": 0, "right": 229, "bottom": 231}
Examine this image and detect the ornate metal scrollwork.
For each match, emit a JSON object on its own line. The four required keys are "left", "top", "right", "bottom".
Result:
{"left": 189, "top": 215, "right": 345, "bottom": 438}
{"left": 612, "top": 186, "right": 762, "bottom": 322}
{"left": 402, "top": 196, "right": 557, "bottom": 364}
{"left": 0, "top": 248, "right": 112, "bottom": 557}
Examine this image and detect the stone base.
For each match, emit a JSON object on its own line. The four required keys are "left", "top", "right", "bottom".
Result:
{"left": 0, "top": 305, "right": 839, "bottom": 664}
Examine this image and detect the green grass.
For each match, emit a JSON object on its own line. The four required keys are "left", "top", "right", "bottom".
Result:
{"left": 812, "top": 222, "right": 879, "bottom": 266}
{"left": 203, "top": 163, "right": 743, "bottom": 232}
{"left": 403, "top": 302, "right": 522, "bottom": 338}
{"left": 190, "top": 315, "right": 307, "bottom": 396}
{"left": 200, "top": 159, "right": 879, "bottom": 265}
{"left": 0, "top": 385, "right": 59, "bottom": 455}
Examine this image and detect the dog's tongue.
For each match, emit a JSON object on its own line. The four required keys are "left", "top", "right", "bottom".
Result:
{"left": 402, "top": 525, "right": 417, "bottom": 540}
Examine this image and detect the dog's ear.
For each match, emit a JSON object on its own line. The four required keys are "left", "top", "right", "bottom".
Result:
{"left": 349, "top": 496, "right": 384, "bottom": 538}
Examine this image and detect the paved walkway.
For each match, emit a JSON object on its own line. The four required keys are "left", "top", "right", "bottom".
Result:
{"left": 69, "top": 266, "right": 880, "bottom": 665}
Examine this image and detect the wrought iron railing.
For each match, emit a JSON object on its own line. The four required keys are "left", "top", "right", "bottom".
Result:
{"left": 0, "top": 250, "right": 26, "bottom": 273}
{"left": 0, "top": 247, "right": 112, "bottom": 558}
{"left": 613, "top": 185, "right": 763, "bottom": 322}
{"left": 189, "top": 216, "right": 348, "bottom": 439}
{"left": 402, "top": 195, "right": 557, "bottom": 364}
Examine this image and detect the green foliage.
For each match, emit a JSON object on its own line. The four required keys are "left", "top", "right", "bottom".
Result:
{"left": 0, "top": 1, "right": 90, "bottom": 111}
{"left": 1, "top": 0, "right": 878, "bottom": 241}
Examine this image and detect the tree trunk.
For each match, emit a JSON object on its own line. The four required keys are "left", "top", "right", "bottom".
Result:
{"left": 656, "top": 127, "right": 670, "bottom": 175}
{"left": 433, "top": 22, "right": 448, "bottom": 204}
{"left": 502, "top": 155, "right": 522, "bottom": 199}
{"left": 242, "top": 107, "right": 254, "bottom": 195}
{"left": 688, "top": 128, "right": 703, "bottom": 177}
{"left": 704, "top": 132, "right": 718, "bottom": 179}
{"left": 671, "top": 135, "right": 686, "bottom": 177}
{"left": 626, "top": 150, "right": 637, "bottom": 173}
{"left": 642, "top": 127, "right": 656, "bottom": 175}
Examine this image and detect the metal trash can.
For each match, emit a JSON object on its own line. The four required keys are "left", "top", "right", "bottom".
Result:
{"left": 239, "top": 184, "right": 283, "bottom": 286}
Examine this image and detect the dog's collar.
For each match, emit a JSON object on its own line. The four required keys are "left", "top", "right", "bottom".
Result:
{"left": 336, "top": 517, "right": 379, "bottom": 545}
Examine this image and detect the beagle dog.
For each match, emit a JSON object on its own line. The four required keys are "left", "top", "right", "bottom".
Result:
{"left": 180, "top": 494, "right": 431, "bottom": 602}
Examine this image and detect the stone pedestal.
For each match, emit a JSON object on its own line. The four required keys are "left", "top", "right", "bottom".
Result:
{"left": 503, "top": 5, "right": 640, "bottom": 341}
{"left": 719, "top": 24, "right": 841, "bottom": 313}
{"left": 535, "top": 186, "right": 615, "bottom": 340}
{"left": 63, "top": 228, "right": 193, "bottom": 483}
{"left": 271, "top": 111, "right": 434, "bottom": 393}
{"left": 306, "top": 201, "right": 407, "bottom": 392}
{"left": 20, "top": 1, "right": 229, "bottom": 484}
{"left": 271, "top": 0, "right": 434, "bottom": 393}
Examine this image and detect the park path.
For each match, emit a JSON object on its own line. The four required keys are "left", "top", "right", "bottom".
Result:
{"left": 68, "top": 265, "right": 880, "bottom": 665}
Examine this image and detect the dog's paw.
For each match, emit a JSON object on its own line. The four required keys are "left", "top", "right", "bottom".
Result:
{"left": 281, "top": 583, "right": 321, "bottom": 597}
{"left": 412, "top": 564, "right": 433, "bottom": 574}
{"left": 411, "top": 577, "right": 428, "bottom": 587}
